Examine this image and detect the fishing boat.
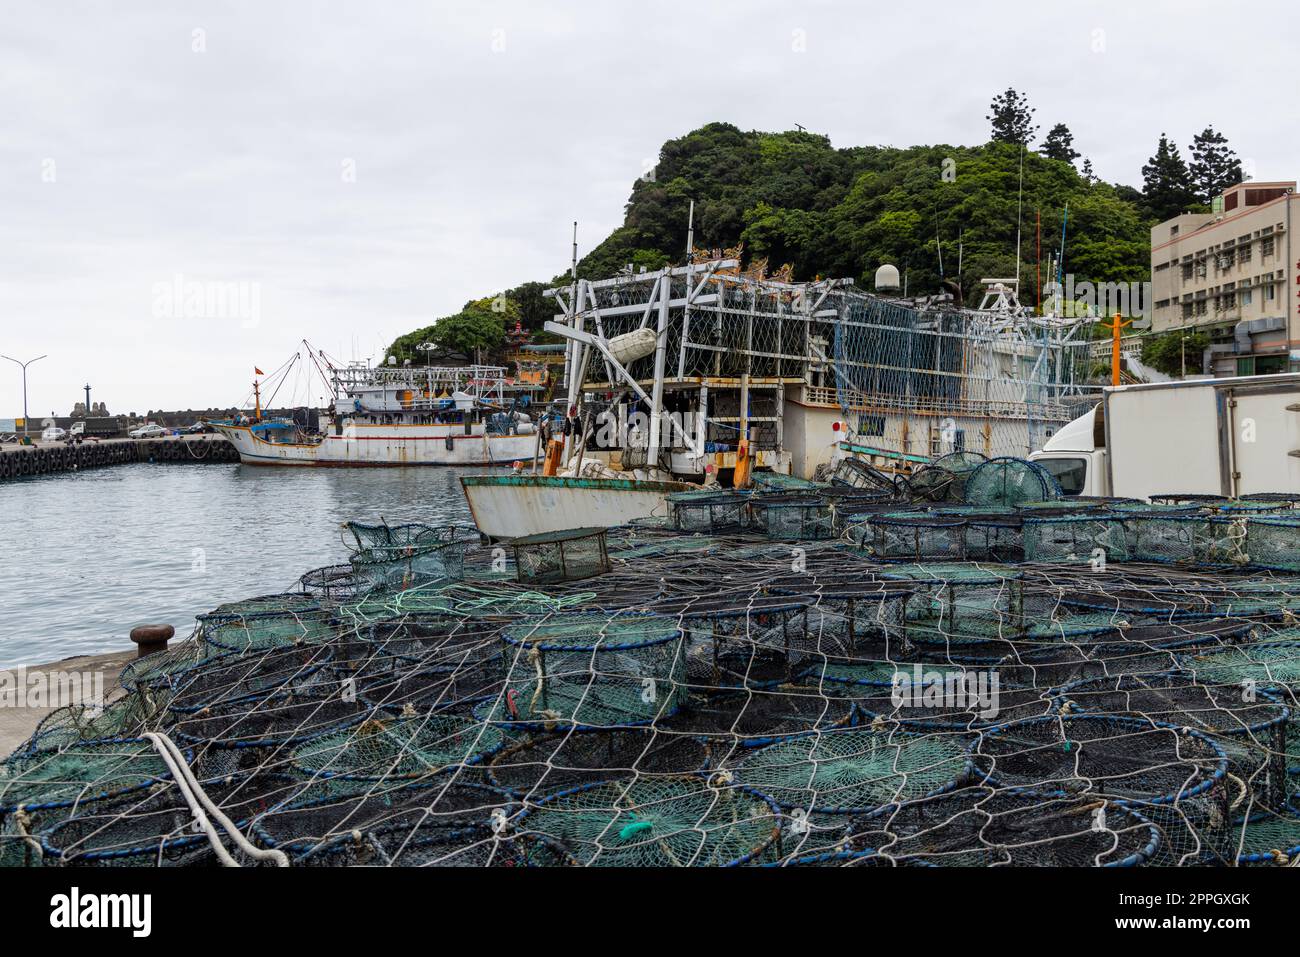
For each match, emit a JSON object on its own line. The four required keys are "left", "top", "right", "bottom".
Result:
{"left": 461, "top": 245, "right": 1093, "bottom": 537}
{"left": 212, "top": 362, "right": 538, "bottom": 467}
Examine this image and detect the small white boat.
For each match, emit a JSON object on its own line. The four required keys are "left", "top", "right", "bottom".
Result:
{"left": 460, "top": 474, "right": 691, "bottom": 539}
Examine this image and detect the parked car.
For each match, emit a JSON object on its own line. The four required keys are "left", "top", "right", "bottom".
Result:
{"left": 129, "top": 423, "right": 167, "bottom": 439}
{"left": 182, "top": 421, "right": 210, "bottom": 434}
{"left": 41, "top": 426, "right": 67, "bottom": 441}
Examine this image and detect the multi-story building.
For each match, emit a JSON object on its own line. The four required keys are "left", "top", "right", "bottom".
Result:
{"left": 1151, "top": 181, "right": 1298, "bottom": 376}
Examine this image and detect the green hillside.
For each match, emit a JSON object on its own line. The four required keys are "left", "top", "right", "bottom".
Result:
{"left": 385, "top": 121, "right": 1162, "bottom": 365}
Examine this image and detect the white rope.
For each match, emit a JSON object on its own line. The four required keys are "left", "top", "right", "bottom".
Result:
{"left": 144, "top": 731, "right": 289, "bottom": 867}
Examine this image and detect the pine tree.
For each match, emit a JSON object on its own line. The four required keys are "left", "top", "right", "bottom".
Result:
{"left": 1141, "top": 134, "right": 1199, "bottom": 222}
{"left": 1039, "top": 123, "right": 1079, "bottom": 165}
{"left": 1080, "top": 157, "right": 1097, "bottom": 183}
{"left": 1188, "top": 126, "right": 1243, "bottom": 204}
{"left": 986, "top": 88, "right": 1039, "bottom": 146}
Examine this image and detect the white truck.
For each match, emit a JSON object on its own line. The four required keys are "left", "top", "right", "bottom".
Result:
{"left": 1030, "top": 373, "right": 1300, "bottom": 500}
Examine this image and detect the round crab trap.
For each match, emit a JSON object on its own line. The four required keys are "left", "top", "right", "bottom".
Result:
{"left": 829, "top": 457, "right": 900, "bottom": 495}
{"left": 350, "top": 540, "right": 467, "bottom": 594}
{"left": 13, "top": 703, "right": 142, "bottom": 760}
{"left": 972, "top": 714, "right": 1228, "bottom": 806}
{"left": 0, "top": 739, "right": 181, "bottom": 830}
{"left": 203, "top": 593, "right": 323, "bottom": 620}
{"left": 766, "top": 576, "right": 913, "bottom": 656}
{"left": 877, "top": 563, "right": 1027, "bottom": 640}
{"left": 1052, "top": 671, "right": 1290, "bottom": 738}
{"left": 511, "top": 527, "right": 611, "bottom": 585}
{"left": 1124, "top": 513, "right": 1216, "bottom": 565}
{"left": 290, "top": 714, "right": 505, "bottom": 790}
{"left": 510, "top": 776, "right": 780, "bottom": 866}
{"left": 904, "top": 451, "right": 988, "bottom": 504}
{"left": 955, "top": 510, "right": 1025, "bottom": 563}
{"left": 964, "top": 457, "right": 1061, "bottom": 507}
{"left": 359, "top": 615, "right": 501, "bottom": 669}
{"left": 299, "top": 563, "right": 361, "bottom": 601}
{"left": 163, "top": 643, "right": 336, "bottom": 714}
{"left": 32, "top": 773, "right": 290, "bottom": 867}
{"left": 344, "top": 521, "right": 452, "bottom": 551}
{"left": 251, "top": 778, "right": 513, "bottom": 864}
{"left": 199, "top": 609, "right": 338, "bottom": 654}
{"left": 170, "top": 693, "right": 370, "bottom": 760}
{"left": 1180, "top": 641, "right": 1300, "bottom": 694}
{"left": 835, "top": 667, "right": 1052, "bottom": 732}
{"left": 1022, "top": 513, "right": 1133, "bottom": 564}
{"left": 748, "top": 495, "right": 834, "bottom": 541}
{"left": 863, "top": 512, "right": 967, "bottom": 561}
{"left": 1233, "top": 804, "right": 1300, "bottom": 865}
{"left": 843, "top": 786, "right": 1161, "bottom": 867}
{"left": 1150, "top": 493, "right": 1227, "bottom": 507}
{"left": 1242, "top": 517, "right": 1300, "bottom": 572}
{"left": 667, "top": 490, "right": 750, "bottom": 533}
{"left": 731, "top": 727, "right": 972, "bottom": 813}
{"left": 486, "top": 729, "right": 710, "bottom": 797}
{"left": 478, "top": 613, "right": 686, "bottom": 731}
{"left": 1243, "top": 492, "right": 1300, "bottom": 506}
{"left": 660, "top": 685, "right": 856, "bottom": 749}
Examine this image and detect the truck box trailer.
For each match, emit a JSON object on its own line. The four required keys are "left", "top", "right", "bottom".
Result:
{"left": 1030, "top": 373, "right": 1300, "bottom": 500}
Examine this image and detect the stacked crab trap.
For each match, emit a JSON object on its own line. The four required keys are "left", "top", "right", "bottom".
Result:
{"left": 6, "top": 456, "right": 1300, "bottom": 868}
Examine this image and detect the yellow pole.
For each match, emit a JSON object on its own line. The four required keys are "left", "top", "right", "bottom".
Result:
{"left": 1111, "top": 312, "right": 1121, "bottom": 386}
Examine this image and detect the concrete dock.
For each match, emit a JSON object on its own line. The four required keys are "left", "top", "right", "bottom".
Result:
{"left": 0, "top": 649, "right": 134, "bottom": 756}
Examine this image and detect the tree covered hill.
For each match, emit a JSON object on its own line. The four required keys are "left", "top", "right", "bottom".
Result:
{"left": 385, "top": 119, "right": 1191, "bottom": 365}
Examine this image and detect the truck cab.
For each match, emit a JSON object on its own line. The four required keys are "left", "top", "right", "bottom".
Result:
{"left": 1030, "top": 404, "right": 1108, "bottom": 496}
{"left": 1032, "top": 373, "right": 1300, "bottom": 501}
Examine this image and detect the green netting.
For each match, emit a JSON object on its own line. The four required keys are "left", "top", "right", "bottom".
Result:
{"left": 12, "top": 501, "right": 1300, "bottom": 868}
{"left": 511, "top": 527, "right": 610, "bottom": 585}
{"left": 344, "top": 521, "right": 453, "bottom": 550}
{"left": 292, "top": 715, "right": 504, "bottom": 789}
{"left": 963, "top": 457, "right": 1061, "bottom": 507}
{"left": 511, "top": 777, "right": 779, "bottom": 866}
{"left": 0, "top": 740, "right": 176, "bottom": 822}
{"left": 668, "top": 490, "right": 750, "bottom": 532}
{"left": 733, "top": 727, "right": 971, "bottom": 813}
{"left": 841, "top": 787, "right": 1161, "bottom": 867}
{"left": 478, "top": 614, "right": 686, "bottom": 729}
{"left": 351, "top": 540, "right": 467, "bottom": 594}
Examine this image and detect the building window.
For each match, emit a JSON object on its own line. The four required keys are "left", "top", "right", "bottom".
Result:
{"left": 1266, "top": 284, "right": 1277, "bottom": 301}
{"left": 1239, "top": 244, "right": 1252, "bottom": 263}
{"left": 1242, "top": 289, "right": 1252, "bottom": 306}
{"left": 1262, "top": 237, "right": 1275, "bottom": 257}
{"left": 1195, "top": 300, "right": 1207, "bottom": 316}
{"left": 1257, "top": 355, "right": 1287, "bottom": 375}
{"left": 1181, "top": 263, "right": 1194, "bottom": 281}
{"left": 1182, "top": 303, "right": 1194, "bottom": 320}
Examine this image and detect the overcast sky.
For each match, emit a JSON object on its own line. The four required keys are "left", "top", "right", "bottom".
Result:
{"left": 0, "top": 0, "right": 1288, "bottom": 418}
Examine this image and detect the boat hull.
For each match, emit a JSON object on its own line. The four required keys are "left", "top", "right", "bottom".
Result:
{"left": 460, "top": 475, "right": 692, "bottom": 539}
{"left": 212, "top": 423, "right": 538, "bottom": 466}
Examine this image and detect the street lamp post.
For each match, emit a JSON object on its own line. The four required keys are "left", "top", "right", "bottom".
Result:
{"left": 0, "top": 354, "right": 48, "bottom": 439}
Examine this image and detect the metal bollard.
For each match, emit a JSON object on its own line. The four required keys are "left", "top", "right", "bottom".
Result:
{"left": 129, "top": 624, "right": 175, "bottom": 658}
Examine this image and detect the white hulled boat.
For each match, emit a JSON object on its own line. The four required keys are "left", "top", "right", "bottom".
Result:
{"left": 213, "top": 362, "right": 538, "bottom": 467}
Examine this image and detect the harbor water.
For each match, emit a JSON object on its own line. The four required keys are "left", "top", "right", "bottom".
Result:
{"left": 0, "top": 463, "right": 487, "bottom": 668}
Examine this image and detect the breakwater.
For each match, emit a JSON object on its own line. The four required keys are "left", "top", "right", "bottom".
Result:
{"left": 0, "top": 435, "right": 239, "bottom": 481}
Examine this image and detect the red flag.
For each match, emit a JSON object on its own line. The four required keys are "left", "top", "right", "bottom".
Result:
{"left": 254, "top": 367, "right": 264, "bottom": 376}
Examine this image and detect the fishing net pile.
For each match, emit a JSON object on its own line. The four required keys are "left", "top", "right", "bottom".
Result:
{"left": 6, "top": 491, "right": 1300, "bottom": 869}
